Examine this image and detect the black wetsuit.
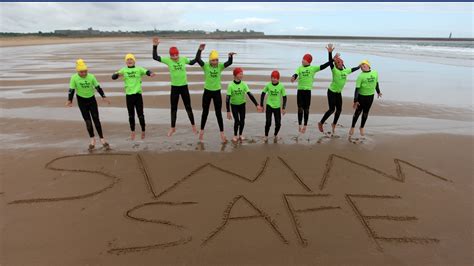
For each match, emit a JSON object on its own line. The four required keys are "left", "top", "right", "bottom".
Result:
{"left": 320, "top": 53, "right": 360, "bottom": 125}
{"left": 112, "top": 67, "right": 152, "bottom": 132}
{"left": 68, "top": 87, "right": 105, "bottom": 138}
{"left": 195, "top": 50, "right": 233, "bottom": 131}
{"left": 225, "top": 80, "right": 258, "bottom": 136}
{"left": 292, "top": 56, "right": 331, "bottom": 126}
{"left": 351, "top": 76, "right": 380, "bottom": 128}
{"left": 260, "top": 84, "right": 288, "bottom": 137}
{"left": 152, "top": 45, "right": 198, "bottom": 128}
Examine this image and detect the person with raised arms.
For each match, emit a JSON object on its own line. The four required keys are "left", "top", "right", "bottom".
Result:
{"left": 318, "top": 44, "right": 361, "bottom": 135}
{"left": 65, "top": 59, "right": 110, "bottom": 150}
{"left": 350, "top": 60, "right": 382, "bottom": 137}
{"left": 194, "top": 43, "right": 236, "bottom": 143}
{"left": 226, "top": 67, "right": 262, "bottom": 142}
{"left": 112, "top": 53, "right": 156, "bottom": 140}
{"left": 291, "top": 45, "right": 332, "bottom": 134}
{"left": 152, "top": 37, "right": 199, "bottom": 137}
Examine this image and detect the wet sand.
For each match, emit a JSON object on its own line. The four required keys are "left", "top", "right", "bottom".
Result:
{"left": 1, "top": 38, "right": 473, "bottom": 265}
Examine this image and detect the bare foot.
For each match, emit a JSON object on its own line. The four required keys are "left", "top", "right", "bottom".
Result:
{"left": 273, "top": 135, "right": 281, "bottom": 143}
{"left": 130, "top": 131, "right": 136, "bottom": 140}
{"left": 220, "top": 132, "right": 227, "bottom": 143}
{"left": 232, "top": 136, "right": 239, "bottom": 142}
{"left": 167, "top": 127, "right": 176, "bottom": 137}
{"left": 331, "top": 123, "right": 336, "bottom": 134}
{"left": 349, "top": 127, "right": 355, "bottom": 136}
{"left": 90, "top": 138, "right": 96, "bottom": 146}
{"left": 360, "top": 128, "right": 365, "bottom": 136}
{"left": 263, "top": 136, "right": 268, "bottom": 142}
{"left": 191, "top": 125, "right": 198, "bottom": 135}
{"left": 141, "top": 131, "right": 146, "bottom": 139}
{"left": 199, "top": 130, "right": 205, "bottom": 141}
{"left": 318, "top": 122, "right": 324, "bottom": 133}
{"left": 100, "top": 138, "right": 110, "bottom": 149}
{"left": 239, "top": 135, "right": 246, "bottom": 141}
{"left": 88, "top": 144, "right": 95, "bottom": 151}
{"left": 301, "top": 126, "right": 307, "bottom": 134}
{"left": 298, "top": 126, "right": 302, "bottom": 133}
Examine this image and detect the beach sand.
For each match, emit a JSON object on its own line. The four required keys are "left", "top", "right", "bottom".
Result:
{"left": 1, "top": 37, "right": 473, "bottom": 265}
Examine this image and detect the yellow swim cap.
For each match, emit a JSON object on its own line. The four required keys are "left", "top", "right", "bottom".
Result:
{"left": 125, "top": 53, "right": 136, "bottom": 62}
{"left": 209, "top": 50, "right": 219, "bottom": 60}
{"left": 360, "top": 60, "right": 371, "bottom": 68}
{"left": 76, "top": 59, "right": 88, "bottom": 71}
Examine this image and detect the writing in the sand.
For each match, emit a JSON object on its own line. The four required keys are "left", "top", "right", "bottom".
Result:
{"left": 9, "top": 153, "right": 450, "bottom": 255}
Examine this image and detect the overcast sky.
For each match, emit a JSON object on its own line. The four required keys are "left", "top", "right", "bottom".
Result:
{"left": 1, "top": 2, "right": 472, "bottom": 38}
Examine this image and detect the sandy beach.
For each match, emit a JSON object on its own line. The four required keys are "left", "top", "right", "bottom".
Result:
{"left": 1, "top": 37, "right": 473, "bottom": 265}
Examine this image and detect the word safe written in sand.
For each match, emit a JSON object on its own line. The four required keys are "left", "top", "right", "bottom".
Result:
{"left": 8, "top": 153, "right": 452, "bottom": 254}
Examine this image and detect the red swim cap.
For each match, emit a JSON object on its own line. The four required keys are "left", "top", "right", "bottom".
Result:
{"left": 169, "top": 47, "right": 179, "bottom": 56}
{"left": 271, "top": 70, "right": 280, "bottom": 80}
{"left": 233, "top": 67, "right": 243, "bottom": 76}
{"left": 303, "top": 54, "right": 313, "bottom": 64}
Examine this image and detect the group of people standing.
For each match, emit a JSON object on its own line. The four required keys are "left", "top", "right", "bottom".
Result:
{"left": 66, "top": 38, "right": 381, "bottom": 150}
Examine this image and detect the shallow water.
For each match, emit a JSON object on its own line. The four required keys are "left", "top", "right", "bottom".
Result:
{"left": 1, "top": 106, "right": 472, "bottom": 152}
{"left": 0, "top": 39, "right": 473, "bottom": 107}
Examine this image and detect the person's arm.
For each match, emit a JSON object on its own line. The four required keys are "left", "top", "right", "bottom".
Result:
{"left": 95, "top": 85, "right": 106, "bottom": 98}
{"left": 350, "top": 66, "right": 361, "bottom": 73}
{"left": 226, "top": 95, "right": 231, "bottom": 112}
{"left": 292, "top": 74, "right": 298, "bottom": 80}
{"left": 329, "top": 50, "right": 334, "bottom": 69}
{"left": 260, "top": 92, "right": 266, "bottom": 107}
{"left": 112, "top": 72, "right": 120, "bottom": 80}
{"left": 282, "top": 96, "right": 287, "bottom": 110}
{"left": 319, "top": 51, "right": 332, "bottom": 70}
{"left": 152, "top": 45, "right": 162, "bottom": 62}
{"left": 247, "top": 92, "right": 258, "bottom": 107}
{"left": 353, "top": 87, "right": 359, "bottom": 103}
{"left": 376, "top": 82, "right": 381, "bottom": 94}
{"left": 68, "top": 88, "right": 75, "bottom": 102}
{"left": 223, "top": 53, "right": 234, "bottom": 68}
{"left": 195, "top": 48, "right": 204, "bottom": 67}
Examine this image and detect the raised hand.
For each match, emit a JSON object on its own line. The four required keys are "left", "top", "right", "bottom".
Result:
{"left": 228, "top": 52, "right": 237, "bottom": 57}
{"left": 152, "top": 37, "right": 160, "bottom": 46}
{"left": 199, "top": 43, "right": 206, "bottom": 51}
{"left": 326, "top": 43, "right": 335, "bottom": 53}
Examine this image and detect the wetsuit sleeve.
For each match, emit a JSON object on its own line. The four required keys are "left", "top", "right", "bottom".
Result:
{"left": 226, "top": 95, "right": 231, "bottom": 112}
{"left": 189, "top": 57, "right": 197, "bottom": 65}
{"left": 329, "top": 51, "right": 334, "bottom": 69}
{"left": 319, "top": 52, "right": 332, "bottom": 70}
{"left": 96, "top": 86, "right": 106, "bottom": 98}
{"left": 111, "top": 73, "right": 119, "bottom": 80}
{"left": 68, "top": 88, "right": 75, "bottom": 102}
{"left": 282, "top": 96, "right": 287, "bottom": 109}
{"left": 223, "top": 54, "right": 233, "bottom": 68}
{"left": 195, "top": 49, "right": 204, "bottom": 67}
{"left": 354, "top": 88, "right": 359, "bottom": 103}
{"left": 350, "top": 66, "right": 361, "bottom": 73}
{"left": 375, "top": 82, "right": 381, "bottom": 94}
{"left": 152, "top": 45, "right": 162, "bottom": 62}
{"left": 247, "top": 92, "right": 258, "bottom": 107}
{"left": 260, "top": 92, "right": 266, "bottom": 107}
{"left": 146, "top": 70, "right": 152, "bottom": 76}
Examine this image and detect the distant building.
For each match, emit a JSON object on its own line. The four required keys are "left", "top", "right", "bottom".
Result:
{"left": 54, "top": 27, "right": 100, "bottom": 36}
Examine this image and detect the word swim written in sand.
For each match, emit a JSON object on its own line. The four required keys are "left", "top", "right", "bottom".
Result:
{"left": 7, "top": 153, "right": 451, "bottom": 254}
